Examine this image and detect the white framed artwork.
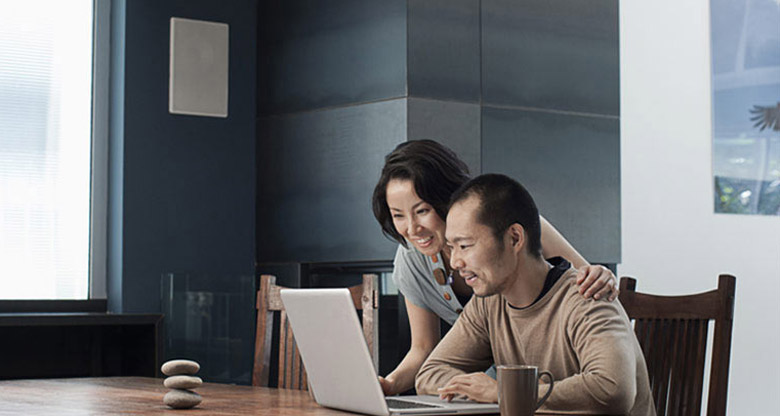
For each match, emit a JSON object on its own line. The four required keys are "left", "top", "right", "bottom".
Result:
{"left": 169, "top": 17, "right": 229, "bottom": 118}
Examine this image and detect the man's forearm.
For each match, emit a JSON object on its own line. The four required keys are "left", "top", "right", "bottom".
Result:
{"left": 541, "top": 372, "right": 637, "bottom": 414}
{"left": 414, "top": 356, "right": 469, "bottom": 395}
{"left": 414, "top": 306, "right": 493, "bottom": 395}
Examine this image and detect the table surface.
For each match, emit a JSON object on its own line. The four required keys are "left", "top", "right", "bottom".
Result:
{"left": 0, "top": 377, "right": 614, "bottom": 415}
{"left": 0, "top": 377, "right": 351, "bottom": 415}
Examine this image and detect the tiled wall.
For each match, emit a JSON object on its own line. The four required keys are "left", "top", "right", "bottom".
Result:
{"left": 257, "top": 0, "right": 620, "bottom": 264}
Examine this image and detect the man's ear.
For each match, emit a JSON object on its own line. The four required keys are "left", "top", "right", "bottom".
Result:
{"left": 507, "top": 223, "right": 526, "bottom": 252}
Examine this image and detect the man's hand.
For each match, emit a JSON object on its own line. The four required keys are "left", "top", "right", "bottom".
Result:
{"left": 436, "top": 373, "right": 498, "bottom": 403}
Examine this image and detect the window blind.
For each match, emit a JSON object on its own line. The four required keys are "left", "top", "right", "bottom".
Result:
{"left": 0, "top": 1, "right": 93, "bottom": 299}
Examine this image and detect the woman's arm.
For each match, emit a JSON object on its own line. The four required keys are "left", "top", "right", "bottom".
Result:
{"left": 539, "top": 215, "right": 618, "bottom": 301}
{"left": 380, "top": 299, "right": 441, "bottom": 396}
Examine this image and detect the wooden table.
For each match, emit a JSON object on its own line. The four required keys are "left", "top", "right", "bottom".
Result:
{"left": 0, "top": 377, "right": 347, "bottom": 415}
{"left": 1, "top": 377, "right": 615, "bottom": 415}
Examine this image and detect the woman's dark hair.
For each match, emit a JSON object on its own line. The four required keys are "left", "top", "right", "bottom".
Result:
{"left": 372, "top": 140, "right": 470, "bottom": 247}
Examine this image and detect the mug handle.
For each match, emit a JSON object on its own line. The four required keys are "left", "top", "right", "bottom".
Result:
{"left": 535, "top": 371, "right": 554, "bottom": 410}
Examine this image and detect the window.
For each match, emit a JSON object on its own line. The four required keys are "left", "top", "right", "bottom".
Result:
{"left": 0, "top": 1, "right": 104, "bottom": 299}
{"left": 711, "top": 0, "right": 780, "bottom": 216}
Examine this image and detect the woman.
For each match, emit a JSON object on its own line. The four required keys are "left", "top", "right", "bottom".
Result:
{"left": 371, "top": 140, "right": 619, "bottom": 396}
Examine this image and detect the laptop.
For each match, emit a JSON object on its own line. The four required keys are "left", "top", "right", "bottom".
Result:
{"left": 280, "top": 288, "right": 500, "bottom": 416}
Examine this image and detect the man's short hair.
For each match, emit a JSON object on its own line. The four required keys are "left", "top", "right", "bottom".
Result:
{"left": 449, "top": 173, "right": 542, "bottom": 257}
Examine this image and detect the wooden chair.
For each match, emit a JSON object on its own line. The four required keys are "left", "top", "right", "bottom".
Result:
{"left": 251, "top": 274, "right": 379, "bottom": 389}
{"left": 618, "top": 274, "right": 736, "bottom": 416}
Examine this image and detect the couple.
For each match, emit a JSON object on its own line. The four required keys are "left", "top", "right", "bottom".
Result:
{"left": 372, "top": 141, "right": 654, "bottom": 415}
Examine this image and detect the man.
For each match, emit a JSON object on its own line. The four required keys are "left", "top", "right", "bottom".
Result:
{"left": 415, "top": 174, "right": 655, "bottom": 416}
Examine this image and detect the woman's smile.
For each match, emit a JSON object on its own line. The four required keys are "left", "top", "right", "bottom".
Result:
{"left": 385, "top": 179, "right": 447, "bottom": 256}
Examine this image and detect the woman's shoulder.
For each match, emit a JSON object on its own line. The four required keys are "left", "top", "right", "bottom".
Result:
{"left": 392, "top": 244, "right": 434, "bottom": 285}
{"left": 393, "top": 244, "right": 429, "bottom": 265}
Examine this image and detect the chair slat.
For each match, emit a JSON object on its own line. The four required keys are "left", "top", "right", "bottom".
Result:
{"left": 683, "top": 319, "right": 698, "bottom": 416}
{"left": 301, "top": 360, "right": 309, "bottom": 392}
{"left": 691, "top": 320, "right": 709, "bottom": 415}
{"left": 278, "top": 311, "right": 292, "bottom": 388}
{"left": 707, "top": 275, "right": 735, "bottom": 416}
{"left": 252, "top": 275, "right": 275, "bottom": 387}
{"left": 654, "top": 319, "right": 674, "bottom": 415}
{"left": 291, "top": 335, "right": 302, "bottom": 389}
{"left": 676, "top": 320, "right": 689, "bottom": 416}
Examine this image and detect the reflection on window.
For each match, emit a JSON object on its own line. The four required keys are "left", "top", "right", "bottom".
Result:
{"left": 711, "top": 0, "right": 780, "bottom": 216}
{"left": 0, "top": 1, "right": 93, "bottom": 299}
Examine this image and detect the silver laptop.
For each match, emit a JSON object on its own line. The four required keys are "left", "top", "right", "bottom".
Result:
{"left": 280, "top": 288, "right": 500, "bottom": 416}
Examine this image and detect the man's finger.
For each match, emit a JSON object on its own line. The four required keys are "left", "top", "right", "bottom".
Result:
{"left": 439, "top": 392, "right": 455, "bottom": 402}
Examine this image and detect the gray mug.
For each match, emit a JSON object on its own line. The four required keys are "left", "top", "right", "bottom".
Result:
{"left": 497, "top": 365, "right": 554, "bottom": 416}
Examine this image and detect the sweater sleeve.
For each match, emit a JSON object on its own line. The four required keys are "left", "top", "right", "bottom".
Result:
{"left": 414, "top": 298, "right": 494, "bottom": 395}
{"left": 541, "top": 298, "right": 639, "bottom": 415}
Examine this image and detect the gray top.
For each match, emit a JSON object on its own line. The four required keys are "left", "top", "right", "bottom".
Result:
{"left": 392, "top": 244, "right": 466, "bottom": 325}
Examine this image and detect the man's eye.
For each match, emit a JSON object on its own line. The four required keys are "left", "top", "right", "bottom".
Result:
{"left": 460, "top": 244, "right": 471, "bottom": 250}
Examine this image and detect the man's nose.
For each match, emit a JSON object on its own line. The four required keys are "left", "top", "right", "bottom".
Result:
{"left": 450, "top": 250, "right": 464, "bottom": 270}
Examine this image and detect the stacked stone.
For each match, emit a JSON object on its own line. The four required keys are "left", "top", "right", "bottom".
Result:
{"left": 161, "top": 359, "right": 203, "bottom": 409}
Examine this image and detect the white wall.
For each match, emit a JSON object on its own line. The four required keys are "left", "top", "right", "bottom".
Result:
{"left": 619, "top": 1, "right": 780, "bottom": 415}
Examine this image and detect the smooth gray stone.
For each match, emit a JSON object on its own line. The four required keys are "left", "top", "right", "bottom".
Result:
{"left": 161, "top": 359, "right": 200, "bottom": 376}
{"left": 163, "top": 389, "right": 202, "bottom": 409}
{"left": 164, "top": 375, "right": 203, "bottom": 390}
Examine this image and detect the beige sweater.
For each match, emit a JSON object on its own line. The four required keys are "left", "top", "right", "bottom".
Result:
{"left": 416, "top": 268, "right": 655, "bottom": 416}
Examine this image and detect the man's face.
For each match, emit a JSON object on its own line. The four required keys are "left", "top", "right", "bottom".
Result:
{"left": 445, "top": 195, "right": 516, "bottom": 297}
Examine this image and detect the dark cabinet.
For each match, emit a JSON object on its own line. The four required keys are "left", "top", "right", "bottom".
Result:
{"left": 0, "top": 313, "right": 161, "bottom": 380}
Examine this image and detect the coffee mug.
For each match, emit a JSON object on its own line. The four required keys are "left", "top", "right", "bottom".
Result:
{"left": 497, "top": 365, "right": 554, "bottom": 416}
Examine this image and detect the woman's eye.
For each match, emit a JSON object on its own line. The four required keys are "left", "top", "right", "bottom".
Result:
{"left": 416, "top": 208, "right": 429, "bottom": 215}
{"left": 392, "top": 214, "right": 404, "bottom": 219}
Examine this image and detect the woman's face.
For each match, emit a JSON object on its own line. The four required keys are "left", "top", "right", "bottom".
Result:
{"left": 385, "top": 179, "right": 447, "bottom": 256}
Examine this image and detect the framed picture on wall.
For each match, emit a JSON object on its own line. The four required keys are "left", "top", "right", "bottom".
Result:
{"left": 710, "top": 0, "right": 780, "bottom": 216}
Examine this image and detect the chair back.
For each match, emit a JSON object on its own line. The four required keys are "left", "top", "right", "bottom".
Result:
{"left": 618, "top": 274, "right": 735, "bottom": 416}
{"left": 252, "top": 274, "right": 379, "bottom": 389}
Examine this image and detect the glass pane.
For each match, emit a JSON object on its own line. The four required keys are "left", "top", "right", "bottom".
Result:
{"left": 711, "top": 0, "right": 780, "bottom": 216}
{"left": 161, "top": 273, "right": 256, "bottom": 385}
{"left": 0, "top": 1, "right": 94, "bottom": 298}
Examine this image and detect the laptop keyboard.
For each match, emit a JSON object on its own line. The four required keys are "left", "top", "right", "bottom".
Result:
{"left": 386, "top": 398, "right": 441, "bottom": 409}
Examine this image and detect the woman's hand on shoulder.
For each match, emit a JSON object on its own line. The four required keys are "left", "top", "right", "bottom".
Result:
{"left": 576, "top": 265, "right": 619, "bottom": 301}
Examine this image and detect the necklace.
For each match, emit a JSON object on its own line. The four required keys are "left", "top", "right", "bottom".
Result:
{"left": 430, "top": 252, "right": 454, "bottom": 285}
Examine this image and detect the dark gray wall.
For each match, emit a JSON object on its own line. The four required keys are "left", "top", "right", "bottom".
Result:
{"left": 258, "top": 0, "right": 620, "bottom": 265}
{"left": 406, "top": 0, "right": 621, "bottom": 263}
{"left": 479, "top": 0, "right": 621, "bottom": 263}
{"left": 257, "top": 0, "right": 407, "bottom": 264}
{"left": 482, "top": 109, "right": 620, "bottom": 262}
{"left": 257, "top": 0, "right": 407, "bottom": 115}
{"left": 257, "top": 100, "right": 405, "bottom": 263}
{"left": 108, "top": 0, "right": 257, "bottom": 313}
{"left": 407, "top": 0, "right": 480, "bottom": 102}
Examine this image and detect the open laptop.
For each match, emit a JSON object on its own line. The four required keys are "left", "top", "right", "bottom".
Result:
{"left": 280, "top": 288, "right": 500, "bottom": 416}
